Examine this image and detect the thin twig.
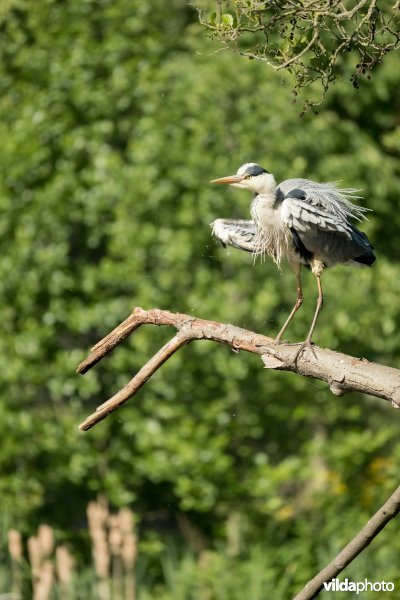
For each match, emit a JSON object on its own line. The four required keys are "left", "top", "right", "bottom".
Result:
{"left": 293, "top": 483, "right": 400, "bottom": 599}
{"left": 80, "top": 333, "right": 190, "bottom": 430}
{"left": 77, "top": 307, "right": 400, "bottom": 431}
{"left": 277, "top": 30, "right": 319, "bottom": 70}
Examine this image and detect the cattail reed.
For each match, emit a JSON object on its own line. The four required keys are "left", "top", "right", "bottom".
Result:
{"left": 34, "top": 560, "right": 54, "bottom": 600}
{"left": 56, "top": 546, "right": 75, "bottom": 598}
{"left": 27, "top": 535, "right": 42, "bottom": 594}
{"left": 37, "top": 525, "right": 54, "bottom": 559}
{"left": 108, "top": 514, "right": 123, "bottom": 598}
{"left": 8, "top": 529, "right": 23, "bottom": 597}
{"left": 6, "top": 500, "right": 138, "bottom": 600}
{"left": 119, "top": 508, "right": 137, "bottom": 600}
{"left": 87, "top": 499, "right": 111, "bottom": 600}
{"left": 28, "top": 527, "right": 55, "bottom": 600}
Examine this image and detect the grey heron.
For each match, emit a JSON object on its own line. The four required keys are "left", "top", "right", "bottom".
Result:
{"left": 210, "top": 163, "right": 375, "bottom": 354}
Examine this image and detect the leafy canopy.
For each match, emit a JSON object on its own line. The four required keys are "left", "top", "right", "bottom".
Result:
{"left": 195, "top": 0, "right": 400, "bottom": 109}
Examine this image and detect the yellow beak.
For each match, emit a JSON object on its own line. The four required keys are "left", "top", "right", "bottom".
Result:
{"left": 210, "top": 175, "right": 245, "bottom": 185}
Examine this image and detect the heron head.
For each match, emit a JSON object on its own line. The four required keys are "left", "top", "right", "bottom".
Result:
{"left": 210, "top": 163, "right": 276, "bottom": 194}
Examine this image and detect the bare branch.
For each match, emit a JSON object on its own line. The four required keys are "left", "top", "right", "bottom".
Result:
{"left": 336, "top": 0, "right": 370, "bottom": 21}
{"left": 294, "top": 483, "right": 400, "bottom": 599}
{"left": 77, "top": 307, "right": 400, "bottom": 431}
{"left": 79, "top": 334, "right": 189, "bottom": 431}
{"left": 77, "top": 307, "right": 400, "bottom": 593}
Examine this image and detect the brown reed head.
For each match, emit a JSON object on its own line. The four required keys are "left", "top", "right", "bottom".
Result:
{"left": 38, "top": 524, "right": 54, "bottom": 558}
{"left": 56, "top": 545, "right": 75, "bottom": 585}
{"left": 8, "top": 529, "right": 23, "bottom": 562}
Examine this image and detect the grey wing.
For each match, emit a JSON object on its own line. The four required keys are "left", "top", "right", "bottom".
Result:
{"left": 210, "top": 219, "right": 258, "bottom": 253}
{"left": 278, "top": 178, "right": 369, "bottom": 222}
{"left": 278, "top": 183, "right": 375, "bottom": 266}
{"left": 280, "top": 188, "right": 353, "bottom": 237}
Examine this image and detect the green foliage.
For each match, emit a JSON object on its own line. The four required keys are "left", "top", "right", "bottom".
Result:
{"left": 0, "top": 0, "right": 400, "bottom": 594}
{"left": 196, "top": 1, "right": 400, "bottom": 108}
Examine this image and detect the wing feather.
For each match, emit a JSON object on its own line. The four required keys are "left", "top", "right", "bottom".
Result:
{"left": 278, "top": 183, "right": 375, "bottom": 266}
{"left": 210, "top": 219, "right": 258, "bottom": 253}
{"left": 278, "top": 178, "right": 369, "bottom": 222}
{"left": 281, "top": 197, "right": 353, "bottom": 237}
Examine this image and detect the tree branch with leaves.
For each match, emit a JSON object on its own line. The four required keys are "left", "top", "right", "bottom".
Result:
{"left": 195, "top": 0, "right": 400, "bottom": 110}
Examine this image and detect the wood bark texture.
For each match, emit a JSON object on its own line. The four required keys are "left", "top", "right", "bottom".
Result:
{"left": 76, "top": 306, "right": 400, "bottom": 599}
{"left": 77, "top": 306, "right": 400, "bottom": 431}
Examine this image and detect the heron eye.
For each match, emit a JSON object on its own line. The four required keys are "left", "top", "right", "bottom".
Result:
{"left": 244, "top": 173, "right": 252, "bottom": 179}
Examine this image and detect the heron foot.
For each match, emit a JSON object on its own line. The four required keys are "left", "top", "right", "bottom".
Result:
{"left": 275, "top": 339, "right": 317, "bottom": 363}
{"left": 293, "top": 339, "right": 317, "bottom": 363}
{"left": 277, "top": 339, "right": 317, "bottom": 362}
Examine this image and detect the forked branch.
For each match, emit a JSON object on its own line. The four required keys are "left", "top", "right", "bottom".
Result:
{"left": 77, "top": 306, "right": 400, "bottom": 598}
{"left": 77, "top": 306, "right": 400, "bottom": 431}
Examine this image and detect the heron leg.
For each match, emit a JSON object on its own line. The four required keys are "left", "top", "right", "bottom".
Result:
{"left": 292, "top": 270, "right": 324, "bottom": 362}
{"left": 275, "top": 264, "right": 303, "bottom": 343}
{"left": 305, "top": 273, "right": 324, "bottom": 345}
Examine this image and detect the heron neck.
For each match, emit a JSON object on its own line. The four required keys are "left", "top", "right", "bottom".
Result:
{"left": 251, "top": 192, "right": 282, "bottom": 229}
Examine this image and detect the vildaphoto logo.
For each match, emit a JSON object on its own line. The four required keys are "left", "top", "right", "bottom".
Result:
{"left": 323, "top": 578, "right": 395, "bottom": 594}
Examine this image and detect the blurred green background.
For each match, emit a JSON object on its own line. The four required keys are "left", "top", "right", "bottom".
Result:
{"left": 1, "top": 0, "right": 400, "bottom": 597}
